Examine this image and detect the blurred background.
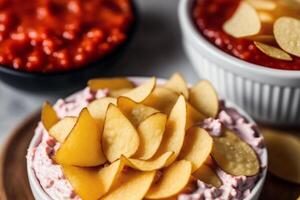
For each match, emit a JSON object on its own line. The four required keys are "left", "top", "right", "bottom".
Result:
{"left": 0, "top": 0, "right": 199, "bottom": 141}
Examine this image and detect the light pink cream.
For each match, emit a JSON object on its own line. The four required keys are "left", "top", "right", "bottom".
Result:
{"left": 27, "top": 88, "right": 266, "bottom": 200}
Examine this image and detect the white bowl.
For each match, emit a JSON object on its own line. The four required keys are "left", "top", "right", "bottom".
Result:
{"left": 27, "top": 77, "right": 267, "bottom": 200}
{"left": 178, "top": 0, "right": 300, "bottom": 126}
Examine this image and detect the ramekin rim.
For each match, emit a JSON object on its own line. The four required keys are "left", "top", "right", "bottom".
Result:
{"left": 26, "top": 76, "right": 267, "bottom": 200}
{"left": 178, "top": 0, "right": 300, "bottom": 78}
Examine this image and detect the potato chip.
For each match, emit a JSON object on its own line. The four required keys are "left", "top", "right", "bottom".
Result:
{"left": 117, "top": 96, "right": 159, "bottom": 127}
{"left": 223, "top": 2, "right": 261, "bottom": 38}
{"left": 165, "top": 73, "right": 189, "bottom": 99}
{"left": 261, "top": 127, "right": 300, "bottom": 184}
{"left": 49, "top": 117, "right": 77, "bottom": 143}
{"left": 211, "top": 129, "right": 259, "bottom": 176}
{"left": 155, "top": 95, "right": 187, "bottom": 165}
{"left": 246, "top": 0, "right": 277, "bottom": 10}
{"left": 41, "top": 102, "right": 59, "bottom": 130}
{"left": 87, "top": 97, "right": 117, "bottom": 127}
{"left": 254, "top": 41, "right": 292, "bottom": 61}
{"left": 88, "top": 78, "right": 134, "bottom": 91}
{"left": 54, "top": 108, "right": 107, "bottom": 166}
{"left": 109, "top": 88, "right": 132, "bottom": 98}
{"left": 258, "top": 11, "right": 274, "bottom": 23}
{"left": 274, "top": 17, "right": 300, "bottom": 57}
{"left": 143, "top": 87, "right": 179, "bottom": 114}
{"left": 101, "top": 170, "right": 156, "bottom": 200}
{"left": 102, "top": 104, "right": 140, "bottom": 162}
{"left": 134, "top": 113, "right": 167, "bottom": 160}
{"left": 123, "top": 151, "right": 174, "bottom": 171}
{"left": 63, "top": 165, "right": 105, "bottom": 200}
{"left": 179, "top": 127, "right": 213, "bottom": 172}
{"left": 145, "top": 160, "right": 192, "bottom": 199}
{"left": 193, "top": 165, "right": 222, "bottom": 188}
{"left": 186, "top": 103, "right": 206, "bottom": 130}
{"left": 189, "top": 80, "right": 219, "bottom": 118}
{"left": 122, "top": 77, "right": 156, "bottom": 102}
{"left": 98, "top": 158, "right": 126, "bottom": 194}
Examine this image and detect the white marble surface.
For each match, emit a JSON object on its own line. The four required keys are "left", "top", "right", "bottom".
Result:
{"left": 0, "top": 0, "right": 200, "bottom": 141}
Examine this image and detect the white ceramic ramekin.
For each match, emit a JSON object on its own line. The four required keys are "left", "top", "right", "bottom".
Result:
{"left": 178, "top": 0, "right": 300, "bottom": 126}
{"left": 27, "top": 77, "right": 267, "bottom": 200}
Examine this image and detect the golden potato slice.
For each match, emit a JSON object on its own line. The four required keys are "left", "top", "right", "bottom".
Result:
{"left": 274, "top": 17, "right": 300, "bottom": 57}
{"left": 190, "top": 80, "right": 219, "bottom": 118}
{"left": 87, "top": 97, "right": 117, "bottom": 127}
{"left": 122, "top": 77, "right": 156, "bottom": 102}
{"left": 98, "top": 158, "right": 126, "bottom": 194}
{"left": 223, "top": 1, "right": 261, "bottom": 38}
{"left": 123, "top": 151, "right": 174, "bottom": 171}
{"left": 186, "top": 103, "right": 206, "bottom": 130}
{"left": 193, "top": 165, "right": 222, "bottom": 188}
{"left": 109, "top": 88, "right": 132, "bottom": 98}
{"left": 102, "top": 104, "right": 140, "bottom": 162}
{"left": 135, "top": 113, "right": 167, "bottom": 160}
{"left": 246, "top": 0, "right": 276, "bottom": 10}
{"left": 179, "top": 127, "right": 213, "bottom": 172}
{"left": 254, "top": 41, "right": 292, "bottom": 61}
{"left": 49, "top": 117, "right": 77, "bottom": 143}
{"left": 63, "top": 165, "right": 105, "bottom": 200}
{"left": 143, "top": 87, "right": 179, "bottom": 114}
{"left": 262, "top": 127, "right": 300, "bottom": 184}
{"left": 117, "top": 96, "right": 159, "bottom": 127}
{"left": 41, "top": 102, "right": 59, "bottom": 131}
{"left": 88, "top": 78, "right": 134, "bottom": 91}
{"left": 165, "top": 73, "right": 189, "bottom": 99}
{"left": 145, "top": 160, "right": 192, "bottom": 199}
{"left": 211, "top": 129, "right": 259, "bottom": 176}
{"left": 54, "top": 108, "right": 106, "bottom": 166}
{"left": 155, "top": 95, "right": 187, "bottom": 165}
{"left": 101, "top": 169, "right": 156, "bottom": 200}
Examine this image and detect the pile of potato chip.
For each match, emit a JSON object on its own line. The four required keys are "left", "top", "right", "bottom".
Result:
{"left": 41, "top": 74, "right": 260, "bottom": 200}
{"left": 223, "top": 0, "right": 300, "bottom": 61}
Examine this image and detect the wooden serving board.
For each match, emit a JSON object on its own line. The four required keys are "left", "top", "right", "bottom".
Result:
{"left": 0, "top": 113, "right": 299, "bottom": 200}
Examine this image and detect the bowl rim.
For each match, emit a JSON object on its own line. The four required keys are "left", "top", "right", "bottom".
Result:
{"left": 0, "top": 0, "right": 138, "bottom": 78}
{"left": 26, "top": 76, "right": 267, "bottom": 200}
{"left": 178, "top": 0, "right": 300, "bottom": 78}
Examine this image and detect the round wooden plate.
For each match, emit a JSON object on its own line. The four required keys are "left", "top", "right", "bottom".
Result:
{"left": 0, "top": 112, "right": 299, "bottom": 200}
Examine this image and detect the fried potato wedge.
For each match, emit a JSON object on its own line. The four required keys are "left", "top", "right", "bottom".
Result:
{"left": 101, "top": 170, "right": 156, "bottom": 200}
{"left": 145, "top": 160, "right": 192, "bottom": 199}
{"left": 165, "top": 73, "right": 189, "bottom": 99}
{"left": 190, "top": 80, "right": 219, "bottom": 118}
{"left": 41, "top": 102, "right": 59, "bottom": 130}
{"left": 193, "top": 165, "right": 222, "bottom": 188}
{"left": 49, "top": 117, "right": 77, "bottom": 143}
{"left": 88, "top": 78, "right": 134, "bottom": 91}
{"left": 135, "top": 113, "right": 167, "bottom": 160}
{"left": 102, "top": 104, "right": 140, "bottom": 162}
{"left": 179, "top": 127, "right": 213, "bottom": 172}
{"left": 63, "top": 165, "right": 105, "bottom": 200}
{"left": 117, "top": 96, "right": 159, "bottom": 127}
{"left": 54, "top": 109, "right": 106, "bottom": 166}
{"left": 124, "top": 151, "right": 174, "bottom": 171}
{"left": 211, "top": 129, "right": 259, "bottom": 176}
{"left": 122, "top": 77, "right": 156, "bottom": 102}
{"left": 155, "top": 95, "right": 187, "bottom": 165}
{"left": 143, "top": 87, "right": 179, "bottom": 114}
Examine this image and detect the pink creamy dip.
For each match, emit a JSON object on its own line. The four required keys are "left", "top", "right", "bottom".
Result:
{"left": 27, "top": 89, "right": 266, "bottom": 200}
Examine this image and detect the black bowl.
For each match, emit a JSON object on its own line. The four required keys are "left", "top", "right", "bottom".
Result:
{"left": 0, "top": 2, "right": 138, "bottom": 92}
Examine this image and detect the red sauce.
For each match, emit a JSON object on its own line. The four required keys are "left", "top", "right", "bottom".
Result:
{"left": 193, "top": 0, "right": 300, "bottom": 70}
{"left": 0, "top": 0, "right": 134, "bottom": 72}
